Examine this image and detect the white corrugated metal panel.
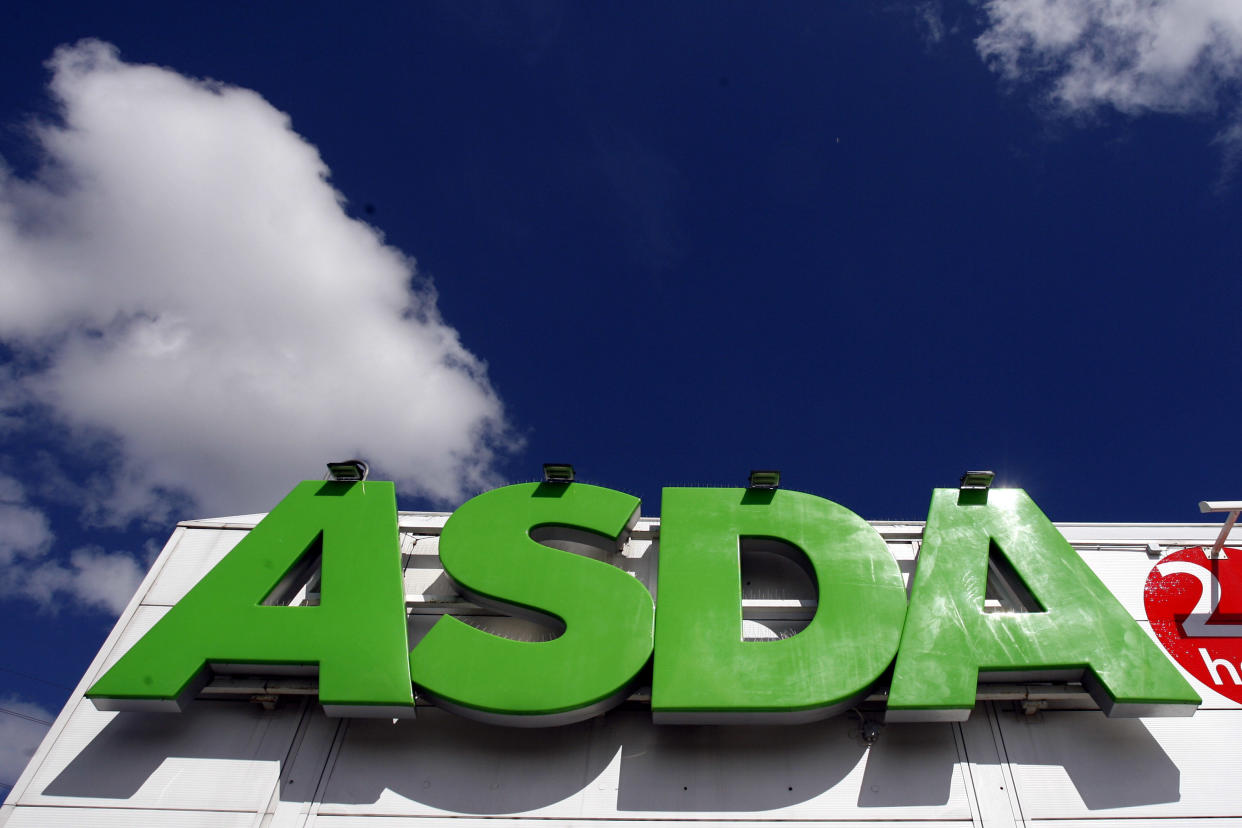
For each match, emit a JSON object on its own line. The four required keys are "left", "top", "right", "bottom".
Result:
{"left": 398, "top": 513, "right": 449, "bottom": 531}
{"left": 398, "top": 532, "right": 438, "bottom": 557}
{"left": 182, "top": 510, "right": 456, "bottom": 532}
{"left": 958, "top": 706, "right": 1024, "bottom": 828}
{"left": 179, "top": 513, "right": 268, "bottom": 529}
{"left": 999, "top": 708, "right": 1242, "bottom": 819}
{"left": 400, "top": 534, "right": 447, "bottom": 599}
{"left": 1071, "top": 547, "right": 1157, "bottom": 620}
{"left": 143, "top": 528, "right": 247, "bottom": 607}
{"left": 2, "top": 806, "right": 257, "bottom": 827}
{"left": 0, "top": 556, "right": 182, "bottom": 815}
{"left": 315, "top": 708, "right": 972, "bottom": 821}
{"left": 889, "top": 540, "right": 919, "bottom": 589}
{"left": 260, "top": 703, "right": 344, "bottom": 828}
{"left": 15, "top": 697, "right": 300, "bottom": 813}
{"left": 1027, "top": 821, "right": 1242, "bottom": 828}
{"left": 1058, "top": 523, "right": 1230, "bottom": 545}
{"left": 620, "top": 536, "right": 656, "bottom": 589}
{"left": 312, "top": 820, "right": 974, "bottom": 828}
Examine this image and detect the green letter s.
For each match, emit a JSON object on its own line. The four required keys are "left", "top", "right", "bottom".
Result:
{"left": 408, "top": 482, "right": 654, "bottom": 726}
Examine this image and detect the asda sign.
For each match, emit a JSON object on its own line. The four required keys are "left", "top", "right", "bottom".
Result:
{"left": 87, "top": 480, "right": 1199, "bottom": 725}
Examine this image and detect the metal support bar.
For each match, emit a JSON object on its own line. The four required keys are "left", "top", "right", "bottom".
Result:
{"left": 1210, "top": 511, "right": 1239, "bottom": 559}
{"left": 1200, "top": 500, "right": 1242, "bottom": 559}
{"left": 201, "top": 678, "right": 1096, "bottom": 709}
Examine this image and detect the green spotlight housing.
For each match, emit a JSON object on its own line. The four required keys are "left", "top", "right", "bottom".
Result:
{"left": 327, "top": 459, "right": 369, "bottom": 482}
{"left": 747, "top": 469, "right": 781, "bottom": 490}
{"left": 959, "top": 470, "right": 995, "bottom": 491}
{"left": 542, "top": 463, "right": 576, "bottom": 484}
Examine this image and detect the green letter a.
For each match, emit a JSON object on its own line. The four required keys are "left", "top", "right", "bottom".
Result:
{"left": 886, "top": 488, "right": 1198, "bottom": 721}
{"left": 87, "top": 480, "right": 414, "bottom": 718}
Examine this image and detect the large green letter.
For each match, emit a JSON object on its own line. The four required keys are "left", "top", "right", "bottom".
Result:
{"left": 887, "top": 488, "right": 1199, "bottom": 721}
{"left": 87, "top": 480, "right": 414, "bottom": 718}
{"left": 652, "top": 487, "right": 907, "bottom": 723}
{"left": 408, "top": 482, "right": 654, "bottom": 726}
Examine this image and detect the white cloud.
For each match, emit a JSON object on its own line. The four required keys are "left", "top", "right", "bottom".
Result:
{"left": 0, "top": 503, "right": 53, "bottom": 565}
{"left": 0, "top": 476, "right": 53, "bottom": 565}
{"left": 0, "top": 40, "right": 514, "bottom": 524}
{"left": 19, "top": 546, "right": 145, "bottom": 615}
{"left": 915, "top": 1, "right": 949, "bottom": 46}
{"left": 0, "top": 474, "right": 141, "bottom": 614}
{"left": 976, "top": 0, "right": 1242, "bottom": 140}
{"left": 0, "top": 696, "right": 53, "bottom": 788}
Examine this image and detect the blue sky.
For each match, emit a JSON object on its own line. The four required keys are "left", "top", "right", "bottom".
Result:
{"left": 2, "top": 0, "right": 1242, "bottom": 790}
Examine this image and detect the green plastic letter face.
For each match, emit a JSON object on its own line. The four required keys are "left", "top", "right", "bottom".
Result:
{"left": 652, "top": 487, "right": 907, "bottom": 723}
{"left": 408, "top": 482, "right": 654, "bottom": 726}
{"left": 887, "top": 488, "right": 1199, "bottom": 721}
{"left": 87, "top": 481, "right": 414, "bottom": 718}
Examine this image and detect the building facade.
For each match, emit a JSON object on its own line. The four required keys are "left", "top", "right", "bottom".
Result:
{"left": 2, "top": 483, "right": 1240, "bottom": 828}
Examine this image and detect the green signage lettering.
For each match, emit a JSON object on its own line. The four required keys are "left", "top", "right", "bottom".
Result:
{"left": 86, "top": 478, "right": 1199, "bottom": 726}
{"left": 87, "top": 480, "right": 414, "bottom": 717}
{"left": 408, "top": 482, "right": 655, "bottom": 725}
{"left": 886, "top": 488, "right": 1199, "bottom": 721}
{"left": 652, "top": 487, "right": 907, "bottom": 723}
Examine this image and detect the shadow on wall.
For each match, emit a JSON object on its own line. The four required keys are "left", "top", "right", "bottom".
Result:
{"left": 44, "top": 702, "right": 1181, "bottom": 815}
{"left": 613, "top": 718, "right": 866, "bottom": 812}
{"left": 995, "top": 708, "right": 1182, "bottom": 811}
{"left": 321, "top": 712, "right": 618, "bottom": 813}
{"left": 612, "top": 716, "right": 955, "bottom": 812}
{"left": 856, "top": 721, "right": 958, "bottom": 807}
{"left": 43, "top": 700, "right": 305, "bottom": 801}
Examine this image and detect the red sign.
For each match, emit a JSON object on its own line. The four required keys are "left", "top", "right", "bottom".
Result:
{"left": 1146, "top": 547, "right": 1242, "bottom": 704}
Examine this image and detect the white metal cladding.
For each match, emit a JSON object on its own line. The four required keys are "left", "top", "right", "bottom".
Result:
{"left": 2, "top": 512, "right": 1241, "bottom": 828}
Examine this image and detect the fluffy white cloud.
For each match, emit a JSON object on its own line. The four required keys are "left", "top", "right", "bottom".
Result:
{"left": 0, "top": 40, "right": 513, "bottom": 524}
{"left": 914, "top": 1, "right": 949, "bottom": 46}
{"left": 0, "top": 505, "right": 52, "bottom": 563}
{"left": 0, "top": 696, "right": 53, "bottom": 788}
{"left": 0, "top": 475, "right": 53, "bottom": 566}
{"left": 0, "top": 474, "right": 141, "bottom": 613}
{"left": 977, "top": 0, "right": 1242, "bottom": 132}
{"left": 19, "top": 546, "right": 145, "bottom": 615}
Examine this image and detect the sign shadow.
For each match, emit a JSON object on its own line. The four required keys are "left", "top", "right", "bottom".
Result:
{"left": 996, "top": 708, "right": 1182, "bottom": 811}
